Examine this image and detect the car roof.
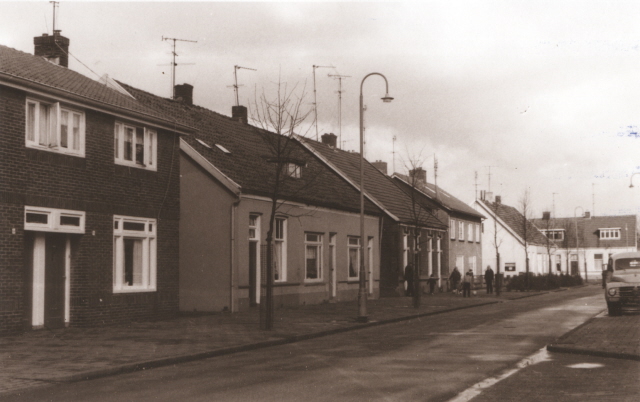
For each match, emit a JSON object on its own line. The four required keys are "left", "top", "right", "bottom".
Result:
{"left": 612, "top": 251, "right": 640, "bottom": 260}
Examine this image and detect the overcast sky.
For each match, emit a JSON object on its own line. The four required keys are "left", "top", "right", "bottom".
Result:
{"left": 2, "top": 1, "right": 638, "bottom": 220}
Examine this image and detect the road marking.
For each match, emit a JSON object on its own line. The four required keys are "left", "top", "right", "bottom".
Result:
{"left": 446, "top": 347, "right": 551, "bottom": 402}
{"left": 566, "top": 363, "right": 605, "bottom": 369}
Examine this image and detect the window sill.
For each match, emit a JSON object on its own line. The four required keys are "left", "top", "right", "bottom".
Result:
{"left": 115, "top": 160, "right": 157, "bottom": 172}
{"left": 26, "top": 144, "right": 85, "bottom": 158}
{"left": 113, "top": 288, "right": 157, "bottom": 294}
{"left": 303, "top": 281, "right": 326, "bottom": 286}
{"left": 274, "top": 282, "right": 300, "bottom": 287}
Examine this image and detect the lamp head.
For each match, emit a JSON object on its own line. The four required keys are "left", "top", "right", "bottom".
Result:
{"left": 630, "top": 183, "right": 634, "bottom": 188}
{"left": 381, "top": 94, "right": 394, "bottom": 103}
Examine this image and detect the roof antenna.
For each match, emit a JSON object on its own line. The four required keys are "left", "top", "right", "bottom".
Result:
{"left": 434, "top": 155, "right": 439, "bottom": 199}
{"left": 328, "top": 73, "right": 350, "bottom": 149}
{"left": 161, "top": 36, "right": 197, "bottom": 99}
{"left": 50, "top": 1, "right": 59, "bottom": 33}
{"left": 392, "top": 135, "right": 397, "bottom": 174}
{"left": 312, "top": 65, "right": 335, "bottom": 141}
{"left": 230, "top": 65, "right": 257, "bottom": 107}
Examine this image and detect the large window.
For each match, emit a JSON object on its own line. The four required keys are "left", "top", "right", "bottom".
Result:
{"left": 475, "top": 224, "right": 481, "bottom": 243}
{"left": 274, "top": 218, "right": 287, "bottom": 282}
{"left": 113, "top": 216, "right": 157, "bottom": 292}
{"left": 458, "top": 221, "right": 464, "bottom": 241}
{"left": 114, "top": 122, "right": 157, "bottom": 170}
{"left": 599, "top": 228, "right": 620, "bottom": 240}
{"left": 305, "top": 233, "right": 323, "bottom": 281}
{"left": 467, "top": 223, "right": 473, "bottom": 242}
{"left": 26, "top": 98, "right": 85, "bottom": 156}
{"left": 348, "top": 236, "right": 360, "bottom": 280}
{"left": 450, "top": 219, "right": 456, "bottom": 240}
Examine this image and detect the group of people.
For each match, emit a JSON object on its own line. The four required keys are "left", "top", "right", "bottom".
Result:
{"left": 404, "top": 264, "right": 496, "bottom": 297}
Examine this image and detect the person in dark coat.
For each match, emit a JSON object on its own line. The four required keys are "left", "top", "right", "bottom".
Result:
{"left": 484, "top": 266, "right": 495, "bottom": 294}
{"left": 449, "top": 267, "right": 461, "bottom": 293}
{"left": 404, "top": 264, "right": 414, "bottom": 297}
{"left": 427, "top": 273, "right": 438, "bottom": 295}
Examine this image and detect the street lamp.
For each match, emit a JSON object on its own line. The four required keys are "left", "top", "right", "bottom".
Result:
{"left": 630, "top": 172, "right": 640, "bottom": 188}
{"left": 358, "top": 73, "right": 393, "bottom": 323}
{"left": 574, "top": 206, "right": 586, "bottom": 281}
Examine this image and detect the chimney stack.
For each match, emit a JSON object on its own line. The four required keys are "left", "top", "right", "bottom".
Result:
{"left": 409, "top": 167, "right": 427, "bottom": 185}
{"left": 34, "top": 30, "right": 69, "bottom": 67}
{"left": 584, "top": 211, "right": 591, "bottom": 218}
{"left": 495, "top": 195, "right": 502, "bottom": 204}
{"left": 232, "top": 105, "right": 248, "bottom": 124}
{"left": 174, "top": 84, "right": 193, "bottom": 105}
{"left": 371, "top": 160, "right": 388, "bottom": 175}
{"left": 542, "top": 211, "right": 551, "bottom": 220}
{"left": 321, "top": 133, "right": 337, "bottom": 148}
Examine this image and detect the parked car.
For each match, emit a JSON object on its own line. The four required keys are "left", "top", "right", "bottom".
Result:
{"left": 604, "top": 251, "right": 640, "bottom": 316}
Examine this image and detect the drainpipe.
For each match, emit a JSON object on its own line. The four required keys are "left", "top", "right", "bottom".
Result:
{"left": 230, "top": 197, "right": 241, "bottom": 312}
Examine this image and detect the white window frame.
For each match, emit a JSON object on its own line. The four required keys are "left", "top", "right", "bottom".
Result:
{"left": 304, "top": 233, "right": 323, "bottom": 281}
{"left": 284, "top": 163, "right": 301, "bottom": 178}
{"left": 25, "top": 98, "right": 85, "bottom": 157}
{"left": 274, "top": 217, "right": 287, "bottom": 282}
{"left": 402, "top": 231, "right": 409, "bottom": 268}
{"left": 458, "top": 221, "right": 464, "bottom": 241}
{"left": 114, "top": 122, "right": 157, "bottom": 170}
{"left": 450, "top": 219, "right": 456, "bottom": 240}
{"left": 475, "top": 224, "right": 480, "bottom": 243}
{"left": 113, "top": 215, "right": 157, "bottom": 293}
{"left": 348, "top": 236, "right": 361, "bottom": 280}
{"left": 24, "top": 206, "right": 85, "bottom": 234}
{"left": 542, "top": 229, "right": 564, "bottom": 240}
{"left": 599, "top": 228, "right": 621, "bottom": 240}
{"left": 467, "top": 223, "right": 473, "bottom": 242}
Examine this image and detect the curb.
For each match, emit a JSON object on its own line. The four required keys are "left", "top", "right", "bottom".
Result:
{"left": 53, "top": 300, "right": 501, "bottom": 384}
{"left": 546, "top": 344, "right": 640, "bottom": 362}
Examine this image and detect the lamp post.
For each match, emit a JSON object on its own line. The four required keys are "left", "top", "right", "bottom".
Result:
{"left": 630, "top": 172, "right": 640, "bottom": 188}
{"left": 574, "top": 206, "right": 586, "bottom": 281}
{"left": 358, "top": 73, "right": 393, "bottom": 323}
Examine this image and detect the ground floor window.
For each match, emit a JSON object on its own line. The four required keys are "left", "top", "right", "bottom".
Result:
{"left": 348, "top": 237, "right": 360, "bottom": 279}
{"left": 113, "top": 216, "right": 156, "bottom": 292}
{"left": 305, "top": 233, "right": 323, "bottom": 281}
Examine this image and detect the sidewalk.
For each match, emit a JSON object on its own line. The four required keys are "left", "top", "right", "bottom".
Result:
{"left": 547, "top": 310, "right": 640, "bottom": 361}
{"left": 0, "top": 289, "right": 545, "bottom": 396}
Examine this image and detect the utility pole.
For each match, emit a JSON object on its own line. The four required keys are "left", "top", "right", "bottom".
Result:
{"left": 161, "top": 36, "right": 197, "bottom": 99}
{"left": 312, "top": 65, "right": 334, "bottom": 141}
{"left": 231, "top": 65, "right": 257, "bottom": 106}
{"left": 328, "top": 73, "right": 350, "bottom": 148}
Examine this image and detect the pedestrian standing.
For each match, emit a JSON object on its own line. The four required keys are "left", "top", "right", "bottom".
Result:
{"left": 484, "top": 265, "right": 495, "bottom": 294}
{"left": 427, "top": 273, "right": 437, "bottom": 295}
{"left": 449, "top": 267, "right": 461, "bottom": 294}
{"left": 404, "top": 264, "right": 414, "bottom": 297}
{"left": 462, "top": 269, "right": 473, "bottom": 297}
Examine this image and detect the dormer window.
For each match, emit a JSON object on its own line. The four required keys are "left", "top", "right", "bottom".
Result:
{"left": 114, "top": 122, "right": 157, "bottom": 170}
{"left": 542, "top": 229, "right": 564, "bottom": 240}
{"left": 599, "top": 228, "right": 620, "bottom": 240}
{"left": 26, "top": 98, "right": 85, "bottom": 157}
{"left": 285, "top": 163, "right": 301, "bottom": 179}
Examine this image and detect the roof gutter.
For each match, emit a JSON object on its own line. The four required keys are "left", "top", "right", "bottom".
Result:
{"left": 0, "top": 72, "right": 194, "bottom": 135}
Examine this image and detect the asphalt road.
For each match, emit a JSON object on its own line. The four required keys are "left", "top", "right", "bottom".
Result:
{"left": 5, "top": 287, "right": 609, "bottom": 402}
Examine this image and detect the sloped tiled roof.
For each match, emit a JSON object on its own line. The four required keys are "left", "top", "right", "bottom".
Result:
{"left": 121, "top": 83, "right": 382, "bottom": 215}
{"left": 302, "top": 139, "right": 447, "bottom": 230}
{"left": 478, "top": 199, "right": 549, "bottom": 245}
{"left": 532, "top": 215, "right": 637, "bottom": 249}
{"left": 392, "top": 174, "right": 484, "bottom": 220}
{"left": 0, "top": 44, "right": 186, "bottom": 129}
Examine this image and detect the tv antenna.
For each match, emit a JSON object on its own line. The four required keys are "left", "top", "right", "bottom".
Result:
{"left": 49, "top": 1, "right": 59, "bottom": 32}
{"left": 312, "top": 65, "right": 334, "bottom": 140}
{"left": 475, "top": 171, "right": 479, "bottom": 200}
{"left": 485, "top": 165, "right": 498, "bottom": 192}
{"left": 434, "top": 155, "right": 439, "bottom": 199}
{"left": 552, "top": 192, "right": 558, "bottom": 218}
{"left": 161, "top": 36, "right": 197, "bottom": 99}
{"left": 229, "top": 65, "right": 257, "bottom": 107}
{"left": 328, "top": 73, "right": 350, "bottom": 149}
{"left": 392, "top": 135, "right": 397, "bottom": 174}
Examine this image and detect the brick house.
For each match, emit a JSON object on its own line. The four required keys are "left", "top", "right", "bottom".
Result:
{"left": 301, "top": 135, "right": 448, "bottom": 297}
{"left": 0, "top": 33, "right": 191, "bottom": 335}
{"left": 120, "top": 83, "right": 384, "bottom": 312}
{"left": 532, "top": 212, "right": 637, "bottom": 280}
{"left": 392, "top": 169, "right": 485, "bottom": 287}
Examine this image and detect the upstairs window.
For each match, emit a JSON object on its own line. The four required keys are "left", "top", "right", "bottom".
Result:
{"left": 114, "top": 122, "right": 157, "bottom": 170}
{"left": 284, "top": 163, "right": 301, "bottom": 179}
{"left": 458, "top": 221, "right": 464, "bottom": 241}
{"left": 450, "top": 219, "right": 456, "bottom": 240}
{"left": 599, "top": 228, "right": 620, "bottom": 240}
{"left": 26, "top": 98, "right": 85, "bottom": 156}
{"left": 467, "top": 223, "right": 473, "bottom": 242}
{"left": 475, "top": 224, "right": 481, "bottom": 243}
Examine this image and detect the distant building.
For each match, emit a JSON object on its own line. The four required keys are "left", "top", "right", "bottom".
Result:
{"left": 532, "top": 212, "right": 638, "bottom": 280}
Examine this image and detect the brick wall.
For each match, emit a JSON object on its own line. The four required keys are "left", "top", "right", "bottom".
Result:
{"left": 0, "top": 85, "right": 180, "bottom": 335}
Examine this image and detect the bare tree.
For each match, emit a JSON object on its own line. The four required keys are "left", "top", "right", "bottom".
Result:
{"left": 491, "top": 200, "right": 504, "bottom": 295}
{"left": 540, "top": 213, "right": 557, "bottom": 276}
{"left": 518, "top": 188, "right": 534, "bottom": 289}
{"left": 249, "top": 78, "right": 313, "bottom": 329}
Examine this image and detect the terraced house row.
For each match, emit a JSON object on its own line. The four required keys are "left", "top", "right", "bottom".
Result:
{"left": 0, "top": 31, "right": 484, "bottom": 335}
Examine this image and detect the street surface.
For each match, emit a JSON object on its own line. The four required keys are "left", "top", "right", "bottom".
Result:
{"left": 6, "top": 287, "right": 627, "bottom": 402}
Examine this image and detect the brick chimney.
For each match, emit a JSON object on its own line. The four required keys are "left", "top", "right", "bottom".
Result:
{"left": 542, "top": 211, "right": 551, "bottom": 220}
{"left": 321, "top": 133, "right": 337, "bottom": 148}
{"left": 495, "top": 195, "right": 502, "bottom": 204}
{"left": 232, "top": 105, "right": 248, "bottom": 124}
{"left": 371, "top": 160, "right": 388, "bottom": 175}
{"left": 34, "top": 30, "right": 69, "bottom": 67}
{"left": 174, "top": 84, "right": 193, "bottom": 105}
{"left": 409, "top": 167, "right": 427, "bottom": 185}
{"left": 584, "top": 211, "right": 591, "bottom": 218}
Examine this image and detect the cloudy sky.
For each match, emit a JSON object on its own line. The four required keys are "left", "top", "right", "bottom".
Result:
{"left": 2, "top": 1, "right": 638, "bottom": 220}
